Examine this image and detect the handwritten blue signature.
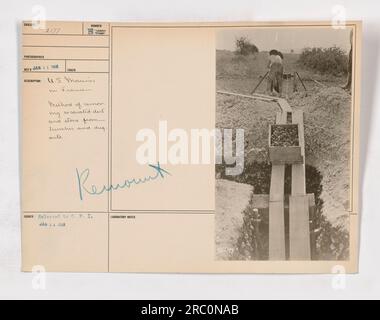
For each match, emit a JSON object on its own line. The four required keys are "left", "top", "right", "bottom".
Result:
{"left": 76, "top": 162, "right": 170, "bottom": 200}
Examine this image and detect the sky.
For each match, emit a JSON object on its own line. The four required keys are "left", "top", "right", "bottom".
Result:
{"left": 216, "top": 26, "right": 352, "bottom": 53}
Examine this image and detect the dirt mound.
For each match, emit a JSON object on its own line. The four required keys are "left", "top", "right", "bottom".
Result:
{"left": 216, "top": 93, "right": 278, "bottom": 163}
{"left": 215, "top": 179, "right": 253, "bottom": 260}
{"left": 289, "top": 86, "right": 352, "bottom": 227}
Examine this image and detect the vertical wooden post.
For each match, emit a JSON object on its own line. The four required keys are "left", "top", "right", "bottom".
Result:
{"left": 289, "top": 110, "right": 311, "bottom": 260}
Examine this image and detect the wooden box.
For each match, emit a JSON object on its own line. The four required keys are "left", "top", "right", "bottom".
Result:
{"left": 269, "top": 124, "right": 303, "bottom": 165}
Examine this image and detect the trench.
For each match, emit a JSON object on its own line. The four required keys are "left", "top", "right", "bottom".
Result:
{"left": 215, "top": 161, "right": 323, "bottom": 260}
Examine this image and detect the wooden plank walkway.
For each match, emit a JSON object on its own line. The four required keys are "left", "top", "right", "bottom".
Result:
{"left": 276, "top": 98, "right": 293, "bottom": 113}
{"left": 289, "top": 110, "right": 310, "bottom": 260}
{"left": 289, "top": 195, "right": 311, "bottom": 259}
{"left": 269, "top": 111, "right": 286, "bottom": 260}
{"left": 291, "top": 110, "right": 306, "bottom": 195}
{"left": 269, "top": 201, "right": 286, "bottom": 260}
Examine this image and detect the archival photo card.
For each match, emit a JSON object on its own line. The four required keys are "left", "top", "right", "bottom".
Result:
{"left": 21, "top": 21, "right": 361, "bottom": 273}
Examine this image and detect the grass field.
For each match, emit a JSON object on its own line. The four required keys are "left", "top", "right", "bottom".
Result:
{"left": 216, "top": 50, "right": 344, "bottom": 95}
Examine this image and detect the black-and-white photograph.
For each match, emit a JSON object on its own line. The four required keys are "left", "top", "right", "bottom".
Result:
{"left": 215, "top": 26, "right": 354, "bottom": 261}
